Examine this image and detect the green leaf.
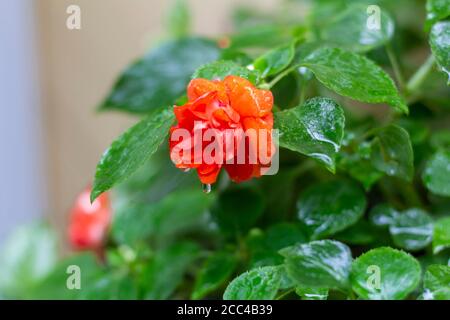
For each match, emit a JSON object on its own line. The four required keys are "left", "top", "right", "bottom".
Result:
{"left": 433, "top": 217, "right": 450, "bottom": 254}
{"left": 192, "top": 251, "right": 238, "bottom": 300}
{"left": 350, "top": 247, "right": 421, "bottom": 300}
{"left": 423, "top": 150, "right": 450, "bottom": 197}
{"left": 219, "top": 49, "right": 253, "bottom": 66}
{"left": 29, "top": 253, "right": 105, "bottom": 300}
{"left": 91, "top": 106, "right": 175, "bottom": 202}
{"left": 275, "top": 97, "right": 345, "bottom": 172}
{"left": 112, "top": 190, "right": 215, "bottom": 245}
{"left": 320, "top": 4, "right": 394, "bottom": 52}
{"left": 295, "top": 286, "right": 328, "bottom": 300}
{"left": 211, "top": 186, "right": 265, "bottom": 237}
{"left": 299, "top": 47, "right": 408, "bottom": 113}
{"left": 423, "top": 264, "right": 450, "bottom": 300}
{"left": 0, "top": 222, "right": 57, "bottom": 298}
{"left": 371, "top": 125, "right": 414, "bottom": 181}
{"left": 253, "top": 41, "right": 296, "bottom": 78}
{"left": 223, "top": 266, "right": 282, "bottom": 300}
{"left": 396, "top": 118, "right": 430, "bottom": 146}
{"left": 280, "top": 240, "right": 352, "bottom": 290}
{"left": 265, "top": 223, "right": 308, "bottom": 252}
{"left": 166, "top": 0, "right": 190, "bottom": 38}
{"left": 113, "top": 145, "right": 198, "bottom": 203}
{"left": 100, "top": 37, "right": 220, "bottom": 113}
{"left": 389, "top": 209, "right": 433, "bottom": 251}
{"left": 296, "top": 179, "right": 366, "bottom": 239}
{"left": 337, "top": 142, "right": 383, "bottom": 190}
{"left": 429, "top": 21, "right": 450, "bottom": 84}
{"left": 192, "top": 60, "right": 260, "bottom": 84}
{"left": 369, "top": 203, "right": 399, "bottom": 228}
{"left": 141, "top": 242, "right": 200, "bottom": 299}
{"left": 426, "top": 0, "right": 450, "bottom": 28}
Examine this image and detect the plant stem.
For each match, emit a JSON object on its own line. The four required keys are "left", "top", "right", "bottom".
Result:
{"left": 299, "top": 80, "right": 308, "bottom": 105}
{"left": 267, "top": 65, "right": 298, "bottom": 89}
{"left": 386, "top": 43, "right": 405, "bottom": 91}
{"left": 406, "top": 55, "right": 435, "bottom": 94}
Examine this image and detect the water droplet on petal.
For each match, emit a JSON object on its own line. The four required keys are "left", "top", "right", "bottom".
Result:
{"left": 202, "top": 184, "right": 212, "bottom": 194}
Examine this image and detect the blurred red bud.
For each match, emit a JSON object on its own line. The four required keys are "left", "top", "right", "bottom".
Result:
{"left": 68, "top": 187, "right": 111, "bottom": 251}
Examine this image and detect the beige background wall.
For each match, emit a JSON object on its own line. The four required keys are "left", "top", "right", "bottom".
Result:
{"left": 37, "top": 0, "right": 277, "bottom": 229}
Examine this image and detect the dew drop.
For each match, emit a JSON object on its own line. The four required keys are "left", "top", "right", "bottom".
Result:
{"left": 202, "top": 183, "right": 212, "bottom": 194}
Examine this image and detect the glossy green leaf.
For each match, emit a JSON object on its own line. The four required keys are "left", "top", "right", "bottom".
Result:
{"left": 320, "top": 4, "right": 394, "bottom": 52}
{"left": 423, "top": 150, "right": 450, "bottom": 197}
{"left": 299, "top": 47, "right": 408, "bottom": 113}
{"left": 350, "top": 247, "right": 421, "bottom": 300}
{"left": 192, "top": 251, "right": 238, "bottom": 300}
{"left": 113, "top": 145, "right": 198, "bottom": 203}
{"left": 280, "top": 240, "right": 352, "bottom": 290}
{"left": 166, "top": 0, "right": 190, "bottom": 38}
{"left": 192, "top": 60, "right": 260, "bottom": 84}
{"left": 429, "top": 21, "right": 450, "bottom": 83}
{"left": 223, "top": 266, "right": 282, "bottom": 300}
{"left": 426, "top": 0, "right": 450, "bottom": 28}
{"left": 253, "top": 41, "right": 296, "bottom": 78}
{"left": 141, "top": 242, "right": 200, "bottom": 299}
{"left": 423, "top": 264, "right": 450, "bottom": 300}
{"left": 91, "top": 106, "right": 174, "bottom": 202}
{"left": 100, "top": 38, "right": 220, "bottom": 113}
{"left": 337, "top": 142, "right": 383, "bottom": 190}
{"left": 296, "top": 180, "right": 366, "bottom": 239}
{"left": 371, "top": 125, "right": 414, "bottom": 181}
{"left": 396, "top": 118, "right": 430, "bottom": 145}
{"left": 211, "top": 186, "right": 265, "bottom": 237}
{"left": 369, "top": 203, "right": 399, "bottom": 228}
{"left": 0, "top": 222, "right": 57, "bottom": 298}
{"left": 389, "top": 209, "right": 433, "bottom": 251}
{"left": 112, "top": 190, "right": 215, "bottom": 245}
{"left": 295, "top": 286, "right": 328, "bottom": 300}
{"left": 433, "top": 217, "right": 450, "bottom": 254}
{"left": 275, "top": 97, "right": 345, "bottom": 172}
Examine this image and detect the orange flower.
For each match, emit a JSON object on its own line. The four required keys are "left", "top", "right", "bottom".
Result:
{"left": 68, "top": 187, "right": 111, "bottom": 251}
{"left": 169, "top": 75, "right": 275, "bottom": 185}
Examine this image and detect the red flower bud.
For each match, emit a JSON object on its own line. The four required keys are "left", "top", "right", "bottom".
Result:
{"left": 68, "top": 187, "right": 111, "bottom": 251}
{"left": 169, "top": 75, "right": 275, "bottom": 185}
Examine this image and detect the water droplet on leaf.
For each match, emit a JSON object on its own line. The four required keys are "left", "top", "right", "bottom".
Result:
{"left": 202, "top": 184, "right": 212, "bottom": 194}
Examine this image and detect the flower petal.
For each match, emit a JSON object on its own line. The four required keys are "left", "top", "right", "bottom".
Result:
{"left": 197, "top": 163, "right": 221, "bottom": 184}
{"left": 224, "top": 75, "right": 273, "bottom": 117}
{"left": 187, "top": 78, "right": 228, "bottom": 103}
